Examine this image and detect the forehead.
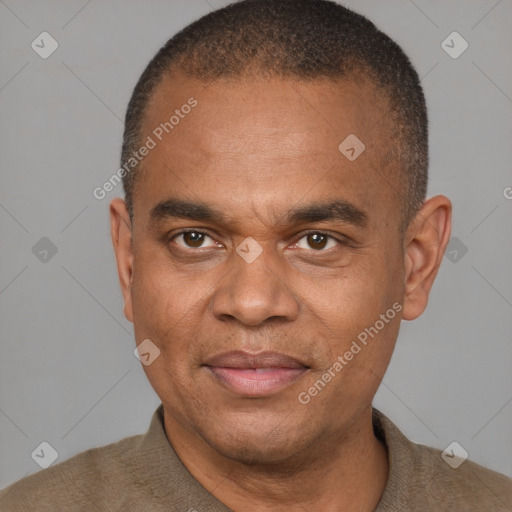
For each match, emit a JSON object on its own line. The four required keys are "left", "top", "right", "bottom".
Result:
{"left": 135, "top": 72, "right": 399, "bottom": 226}
{"left": 144, "top": 72, "right": 388, "bottom": 148}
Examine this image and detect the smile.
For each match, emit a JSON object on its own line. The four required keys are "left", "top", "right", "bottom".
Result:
{"left": 203, "top": 350, "right": 310, "bottom": 397}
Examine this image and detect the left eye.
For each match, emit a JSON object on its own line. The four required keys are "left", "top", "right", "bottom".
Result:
{"left": 295, "top": 232, "right": 338, "bottom": 251}
{"left": 173, "top": 231, "right": 218, "bottom": 249}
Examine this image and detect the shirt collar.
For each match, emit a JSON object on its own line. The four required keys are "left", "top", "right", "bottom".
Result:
{"left": 129, "top": 404, "right": 410, "bottom": 511}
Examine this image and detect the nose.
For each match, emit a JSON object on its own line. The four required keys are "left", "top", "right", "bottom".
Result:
{"left": 211, "top": 247, "right": 300, "bottom": 327}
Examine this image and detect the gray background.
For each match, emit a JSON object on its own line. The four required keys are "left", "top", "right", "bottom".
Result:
{"left": 1, "top": 0, "right": 511, "bottom": 489}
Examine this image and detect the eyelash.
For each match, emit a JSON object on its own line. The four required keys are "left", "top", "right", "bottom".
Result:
{"left": 169, "top": 229, "right": 346, "bottom": 252}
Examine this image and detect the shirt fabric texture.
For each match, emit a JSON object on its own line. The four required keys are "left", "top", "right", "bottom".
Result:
{"left": 1, "top": 405, "right": 511, "bottom": 511}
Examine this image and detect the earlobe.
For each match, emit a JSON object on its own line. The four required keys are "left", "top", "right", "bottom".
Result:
{"left": 402, "top": 195, "right": 452, "bottom": 321}
{"left": 109, "top": 198, "right": 135, "bottom": 323}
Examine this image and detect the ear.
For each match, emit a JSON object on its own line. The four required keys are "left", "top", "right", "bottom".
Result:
{"left": 402, "top": 195, "right": 452, "bottom": 321}
{"left": 110, "top": 198, "right": 134, "bottom": 323}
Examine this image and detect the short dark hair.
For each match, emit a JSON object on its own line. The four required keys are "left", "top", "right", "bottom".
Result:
{"left": 121, "top": 0, "right": 428, "bottom": 226}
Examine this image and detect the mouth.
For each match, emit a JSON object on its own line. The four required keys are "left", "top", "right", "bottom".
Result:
{"left": 203, "top": 350, "right": 310, "bottom": 397}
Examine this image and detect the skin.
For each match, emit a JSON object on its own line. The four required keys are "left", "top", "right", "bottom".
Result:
{"left": 110, "top": 71, "right": 451, "bottom": 511}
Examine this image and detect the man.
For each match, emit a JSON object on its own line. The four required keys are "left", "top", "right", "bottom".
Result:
{"left": 1, "top": 0, "right": 511, "bottom": 510}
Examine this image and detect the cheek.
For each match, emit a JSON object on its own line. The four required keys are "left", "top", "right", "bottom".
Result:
{"left": 296, "top": 252, "right": 403, "bottom": 379}
{"left": 302, "top": 259, "right": 393, "bottom": 329}
{"left": 130, "top": 262, "right": 188, "bottom": 370}
{"left": 130, "top": 262, "right": 204, "bottom": 408}
{"left": 131, "top": 246, "right": 201, "bottom": 331}
{"left": 129, "top": 252, "right": 220, "bottom": 381}
{"left": 302, "top": 279, "right": 401, "bottom": 414}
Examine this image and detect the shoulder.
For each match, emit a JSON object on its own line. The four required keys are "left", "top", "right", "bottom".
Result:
{"left": 373, "top": 409, "right": 512, "bottom": 511}
{"left": 410, "top": 440, "right": 512, "bottom": 509}
{"left": 0, "top": 433, "right": 143, "bottom": 511}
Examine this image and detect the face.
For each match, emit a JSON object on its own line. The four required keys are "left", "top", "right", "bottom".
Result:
{"left": 113, "top": 73, "right": 419, "bottom": 465}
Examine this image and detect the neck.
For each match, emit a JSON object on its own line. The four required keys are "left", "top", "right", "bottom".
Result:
{"left": 163, "top": 405, "right": 389, "bottom": 512}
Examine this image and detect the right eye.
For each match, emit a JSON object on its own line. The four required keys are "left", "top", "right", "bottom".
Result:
{"left": 171, "top": 230, "right": 220, "bottom": 249}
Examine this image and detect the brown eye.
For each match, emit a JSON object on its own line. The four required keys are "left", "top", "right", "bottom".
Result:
{"left": 296, "top": 232, "right": 338, "bottom": 251}
{"left": 173, "top": 231, "right": 217, "bottom": 249}
{"left": 183, "top": 232, "right": 204, "bottom": 247}
{"left": 307, "top": 233, "right": 327, "bottom": 249}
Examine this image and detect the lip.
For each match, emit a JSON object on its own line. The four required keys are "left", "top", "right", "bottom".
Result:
{"left": 203, "top": 350, "right": 309, "bottom": 397}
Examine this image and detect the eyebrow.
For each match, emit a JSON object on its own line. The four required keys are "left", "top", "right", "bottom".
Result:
{"left": 149, "top": 199, "right": 227, "bottom": 224}
{"left": 287, "top": 200, "right": 368, "bottom": 228}
{"left": 149, "top": 198, "right": 368, "bottom": 229}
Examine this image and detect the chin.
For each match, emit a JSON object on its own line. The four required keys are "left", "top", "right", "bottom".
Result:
{"left": 208, "top": 434, "right": 300, "bottom": 466}
{"left": 196, "top": 413, "right": 317, "bottom": 467}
